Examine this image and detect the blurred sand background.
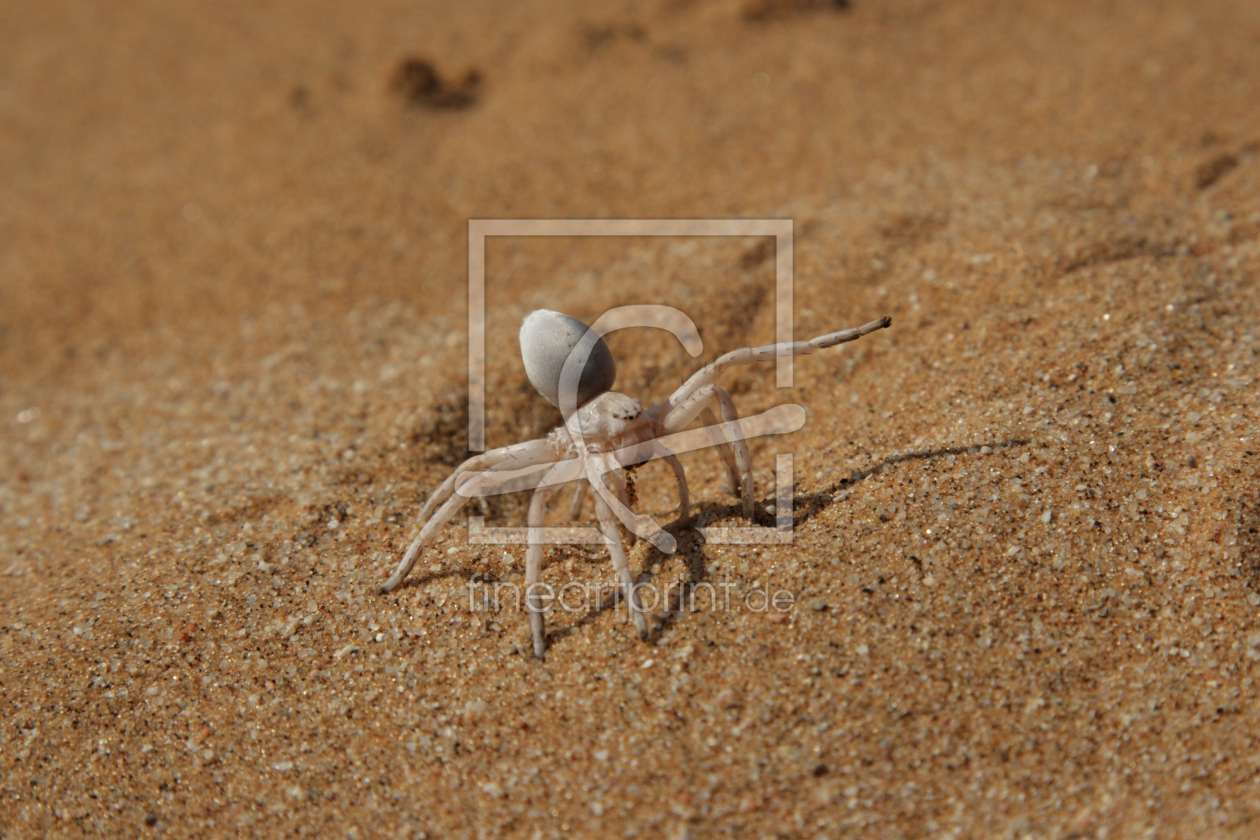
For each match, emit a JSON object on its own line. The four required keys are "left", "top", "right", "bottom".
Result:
{"left": 3, "top": 0, "right": 1260, "bottom": 837}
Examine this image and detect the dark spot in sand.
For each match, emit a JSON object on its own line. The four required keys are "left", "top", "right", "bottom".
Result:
{"left": 743, "top": 0, "right": 851, "bottom": 23}
{"left": 740, "top": 238, "right": 774, "bottom": 269}
{"left": 583, "top": 22, "right": 646, "bottom": 50}
{"left": 390, "top": 58, "right": 481, "bottom": 110}
{"left": 288, "top": 85, "right": 310, "bottom": 112}
{"left": 1196, "top": 153, "right": 1238, "bottom": 190}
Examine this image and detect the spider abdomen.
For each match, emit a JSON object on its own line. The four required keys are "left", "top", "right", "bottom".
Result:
{"left": 519, "top": 310, "right": 617, "bottom": 409}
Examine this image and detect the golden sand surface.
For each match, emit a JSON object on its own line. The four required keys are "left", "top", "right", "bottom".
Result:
{"left": 3, "top": 1, "right": 1260, "bottom": 837}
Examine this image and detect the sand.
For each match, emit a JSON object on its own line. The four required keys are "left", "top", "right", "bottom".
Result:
{"left": 3, "top": 1, "right": 1260, "bottom": 837}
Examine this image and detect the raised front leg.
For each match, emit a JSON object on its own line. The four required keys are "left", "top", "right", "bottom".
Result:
{"left": 667, "top": 316, "right": 891, "bottom": 409}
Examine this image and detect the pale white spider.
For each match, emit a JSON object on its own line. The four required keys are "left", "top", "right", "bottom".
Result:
{"left": 377, "top": 308, "right": 891, "bottom": 658}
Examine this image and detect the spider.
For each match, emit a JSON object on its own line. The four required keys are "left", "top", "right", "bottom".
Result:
{"left": 377, "top": 307, "right": 891, "bottom": 658}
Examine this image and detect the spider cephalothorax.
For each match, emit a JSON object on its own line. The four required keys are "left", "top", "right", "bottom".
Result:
{"left": 552, "top": 391, "right": 654, "bottom": 454}
{"left": 378, "top": 307, "right": 890, "bottom": 658}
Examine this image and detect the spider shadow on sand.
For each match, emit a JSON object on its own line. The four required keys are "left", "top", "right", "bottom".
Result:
{"left": 391, "top": 437, "right": 1029, "bottom": 651}
{"left": 578, "top": 436, "right": 1031, "bottom": 647}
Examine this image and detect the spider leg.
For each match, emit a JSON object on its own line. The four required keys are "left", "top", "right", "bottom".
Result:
{"left": 663, "top": 384, "right": 754, "bottom": 520}
{"left": 377, "top": 482, "right": 479, "bottom": 594}
{"left": 710, "top": 386, "right": 753, "bottom": 521}
{"left": 565, "top": 478, "right": 587, "bottom": 521}
{"left": 699, "top": 406, "right": 741, "bottom": 497}
{"left": 604, "top": 458, "right": 637, "bottom": 549}
{"left": 582, "top": 449, "right": 677, "bottom": 553}
{"left": 413, "top": 438, "right": 553, "bottom": 526}
{"left": 665, "top": 316, "right": 891, "bottom": 410}
{"left": 377, "top": 442, "right": 558, "bottom": 594}
{"left": 525, "top": 462, "right": 566, "bottom": 660}
{"left": 653, "top": 440, "right": 691, "bottom": 526}
{"left": 594, "top": 486, "right": 648, "bottom": 641}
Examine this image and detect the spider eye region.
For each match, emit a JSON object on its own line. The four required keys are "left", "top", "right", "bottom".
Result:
{"left": 569, "top": 391, "right": 643, "bottom": 441}
{"left": 519, "top": 309, "right": 617, "bottom": 408}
